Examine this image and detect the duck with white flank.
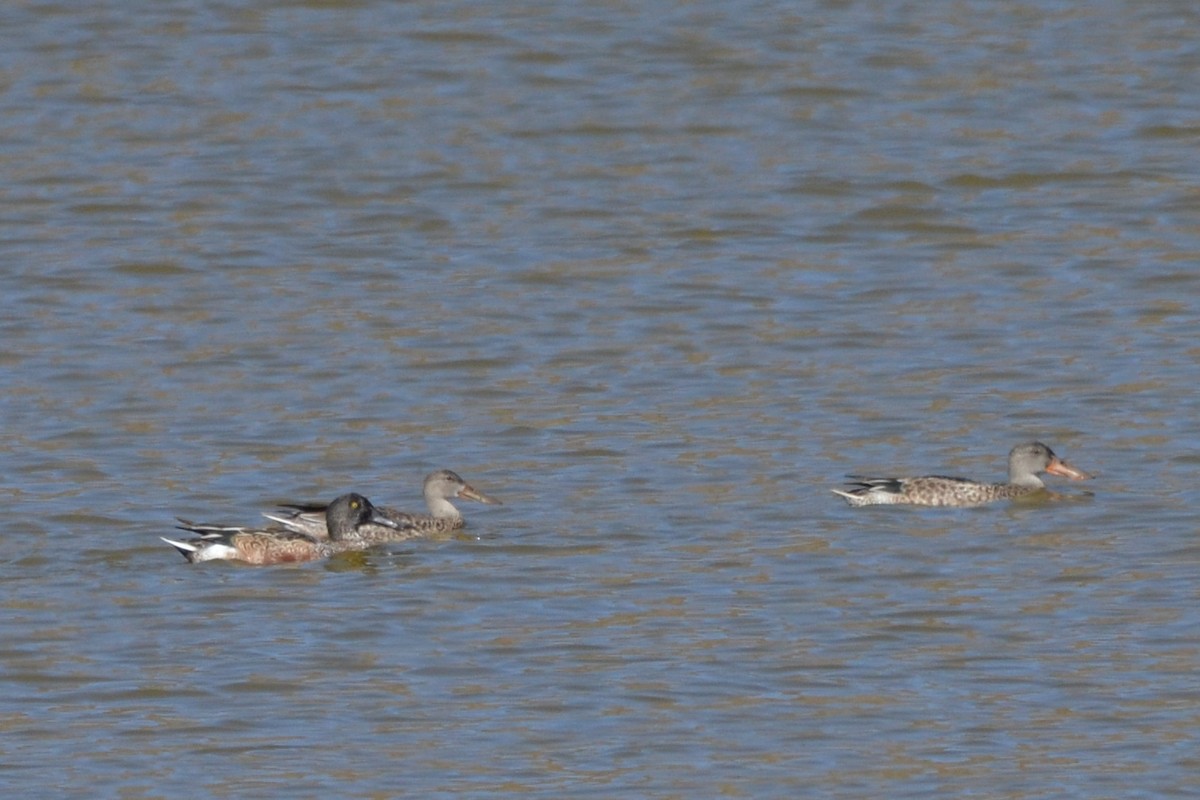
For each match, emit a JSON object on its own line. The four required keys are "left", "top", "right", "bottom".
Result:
{"left": 163, "top": 493, "right": 405, "bottom": 564}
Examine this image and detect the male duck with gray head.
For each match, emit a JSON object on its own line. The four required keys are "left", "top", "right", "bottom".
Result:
{"left": 832, "top": 441, "right": 1092, "bottom": 508}
{"left": 163, "top": 493, "right": 403, "bottom": 564}
{"left": 266, "top": 469, "right": 501, "bottom": 541}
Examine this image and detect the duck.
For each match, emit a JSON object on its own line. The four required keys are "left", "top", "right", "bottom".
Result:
{"left": 162, "top": 493, "right": 403, "bottom": 564}
{"left": 265, "top": 469, "right": 500, "bottom": 540}
{"left": 832, "top": 441, "right": 1092, "bottom": 508}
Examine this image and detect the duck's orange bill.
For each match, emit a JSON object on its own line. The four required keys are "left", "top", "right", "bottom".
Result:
{"left": 460, "top": 484, "right": 502, "bottom": 505}
{"left": 1046, "top": 457, "right": 1092, "bottom": 481}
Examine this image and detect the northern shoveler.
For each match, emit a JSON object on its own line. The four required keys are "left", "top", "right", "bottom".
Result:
{"left": 266, "top": 469, "right": 501, "bottom": 540}
{"left": 162, "top": 492, "right": 403, "bottom": 564}
{"left": 832, "top": 441, "right": 1092, "bottom": 508}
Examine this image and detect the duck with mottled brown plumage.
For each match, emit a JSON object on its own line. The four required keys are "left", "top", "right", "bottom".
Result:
{"left": 832, "top": 442, "right": 1092, "bottom": 508}
{"left": 265, "top": 469, "right": 501, "bottom": 542}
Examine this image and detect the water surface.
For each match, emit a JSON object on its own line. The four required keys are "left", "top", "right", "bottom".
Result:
{"left": 1, "top": 1, "right": 1198, "bottom": 797}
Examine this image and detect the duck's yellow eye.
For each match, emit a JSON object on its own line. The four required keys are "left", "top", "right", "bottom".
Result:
{"left": 351, "top": 500, "right": 360, "bottom": 510}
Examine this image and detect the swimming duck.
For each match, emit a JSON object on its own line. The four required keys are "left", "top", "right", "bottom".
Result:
{"left": 163, "top": 493, "right": 403, "bottom": 564}
{"left": 266, "top": 469, "right": 500, "bottom": 540}
{"left": 832, "top": 441, "right": 1092, "bottom": 508}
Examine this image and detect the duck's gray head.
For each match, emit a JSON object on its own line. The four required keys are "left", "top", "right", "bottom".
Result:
{"left": 424, "top": 469, "right": 501, "bottom": 505}
{"left": 325, "top": 493, "right": 402, "bottom": 540}
{"left": 1008, "top": 442, "right": 1091, "bottom": 485}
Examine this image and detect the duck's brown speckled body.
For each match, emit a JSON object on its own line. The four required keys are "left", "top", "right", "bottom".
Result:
{"left": 266, "top": 469, "right": 500, "bottom": 542}
{"left": 832, "top": 442, "right": 1091, "bottom": 508}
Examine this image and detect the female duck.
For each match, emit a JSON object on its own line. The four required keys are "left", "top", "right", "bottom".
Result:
{"left": 832, "top": 441, "right": 1092, "bottom": 508}
{"left": 163, "top": 493, "right": 402, "bottom": 564}
{"left": 267, "top": 469, "right": 500, "bottom": 540}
